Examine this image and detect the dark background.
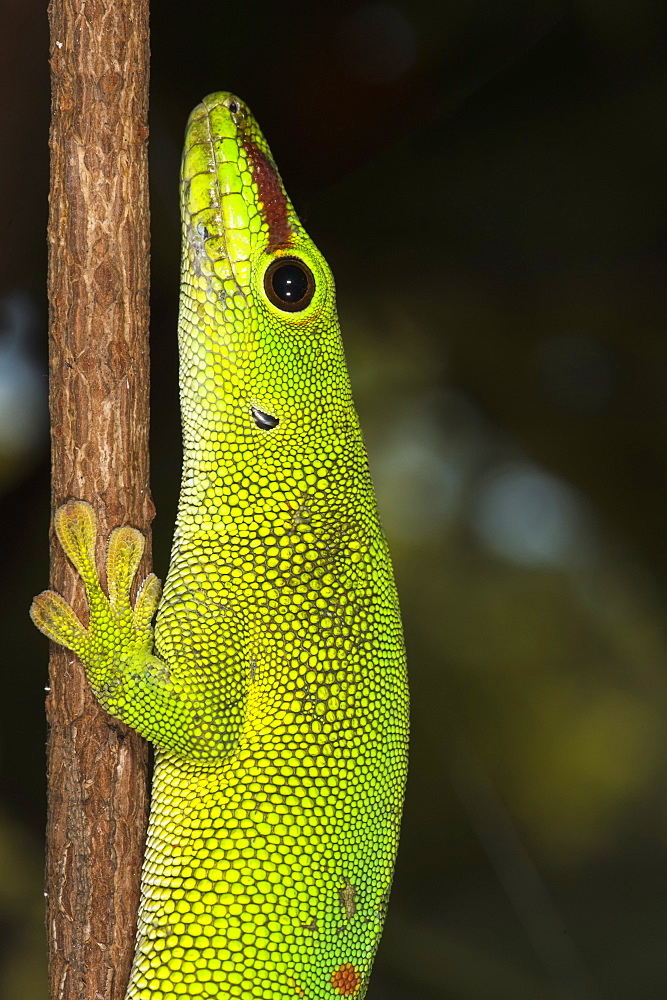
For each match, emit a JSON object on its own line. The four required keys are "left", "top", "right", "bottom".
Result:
{"left": 2, "top": 0, "right": 667, "bottom": 996}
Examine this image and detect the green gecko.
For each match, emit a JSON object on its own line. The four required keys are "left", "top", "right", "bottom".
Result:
{"left": 31, "top": 92, "right": 409, "bottom": 1000}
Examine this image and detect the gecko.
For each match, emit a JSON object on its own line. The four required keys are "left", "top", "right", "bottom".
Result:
{"left": 32, "top": 92, "right": 409, "bottom": 1000}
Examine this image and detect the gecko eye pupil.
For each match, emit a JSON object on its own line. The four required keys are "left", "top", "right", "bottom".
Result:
{"left": 264, "top": 259, "right": 315, "bottom": 312}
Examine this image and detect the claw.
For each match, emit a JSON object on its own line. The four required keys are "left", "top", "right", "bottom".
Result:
{"left": 54, "top": 501, "right": 99, "bottom": 587}
{"left": 30, "top": 590, "right": 89, "bottom": 651}
{"left": 107, "top": 526, "right": 145, "bottom": 611}
{"left": 133, "top": 574, "right": 162, "bottom": 632}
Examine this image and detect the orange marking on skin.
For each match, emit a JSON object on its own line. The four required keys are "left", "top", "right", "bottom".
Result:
{"left": 331, "top": 963, "right": 361, "bottom": 996}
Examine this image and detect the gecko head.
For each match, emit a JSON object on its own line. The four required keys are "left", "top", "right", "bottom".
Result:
{"left": 179, "top": 92, "right": 354, "bottom": 446}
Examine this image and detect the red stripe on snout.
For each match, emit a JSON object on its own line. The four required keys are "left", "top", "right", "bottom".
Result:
{"left": 242, "top": 138, "right": 294, "bottom": 251}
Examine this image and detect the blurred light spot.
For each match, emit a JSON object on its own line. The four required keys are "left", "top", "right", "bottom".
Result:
{"left": 335, "top": 3, "right": 418, "bottom": 86}
{"left": 470, "top": 462, "right": 590, "bottom": 567}
{"left": 538, "top": 332, "right": 614, "bottom": 414}
{"left": 372, "top": 390, "right": 486, "bottom": 543}
{"left": 0, "top": 292, "right": 47, "bottom": 479}
{"left": 375, "top": 435, "right": 461, "bottom": 543}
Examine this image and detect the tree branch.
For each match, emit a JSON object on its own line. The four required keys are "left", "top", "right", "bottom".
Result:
{"left": 46, "top": 1, "right": 152, "bottom": 997}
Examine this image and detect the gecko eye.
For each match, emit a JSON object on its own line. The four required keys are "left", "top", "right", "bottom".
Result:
{"left": 251, "top": 406, "right": 279, "bottom": 429}
{"left": 264, "top": 258, "right": 315, "bottom": 312}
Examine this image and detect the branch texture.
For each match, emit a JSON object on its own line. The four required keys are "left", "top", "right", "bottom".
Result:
{"left": 46, "top": 1, "right": 152, "bottom": 997}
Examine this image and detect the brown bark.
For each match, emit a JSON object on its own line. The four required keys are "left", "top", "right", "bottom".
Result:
{"left": 46, "top": 2, "right": 152, "bottom": 998}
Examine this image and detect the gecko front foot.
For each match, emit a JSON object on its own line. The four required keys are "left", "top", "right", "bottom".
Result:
{"left": 31, "top": 502, "right": 222, "bottom": 757}
{"left": 30, "top": 501, "right": 161, "bottom": 690}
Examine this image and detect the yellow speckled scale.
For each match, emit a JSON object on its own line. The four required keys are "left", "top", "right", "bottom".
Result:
{"left": 31, "top": 93, "right": 408, "bottom": 999}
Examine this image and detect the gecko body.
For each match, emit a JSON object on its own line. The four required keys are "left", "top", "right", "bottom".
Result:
{"left": 32, "top": 93, "right": 409, "bottom": 1000}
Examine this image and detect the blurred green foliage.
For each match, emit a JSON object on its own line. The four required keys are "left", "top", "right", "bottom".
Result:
{"left": 2, "top": 1, "right": 667, "bottom": 997}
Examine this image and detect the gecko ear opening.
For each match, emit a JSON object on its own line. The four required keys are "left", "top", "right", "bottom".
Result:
{"left": 264, "top": 258, "right": 315, "bottom": 312}
{"left": 251, "top": 406, "right": 279, "bottom": 430}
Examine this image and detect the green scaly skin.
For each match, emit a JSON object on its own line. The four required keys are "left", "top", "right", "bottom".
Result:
{"left": 32, "top": 93, "right": 409, "bottom": 1000}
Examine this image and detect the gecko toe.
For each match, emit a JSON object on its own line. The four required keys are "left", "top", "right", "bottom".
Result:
{"left": 54, "top": 501, "right": 99, "bottom": 585}
{"left": 30, "top": 589, "right": 89, "bottom": 651}
{"left": 133, "top": 573, "right": 162, "bottom": 632}
{"left": 107, "top": 525, "right": 145, "bottom": 611}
